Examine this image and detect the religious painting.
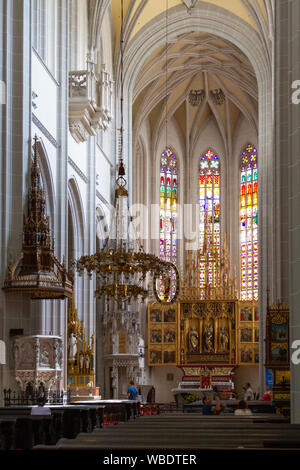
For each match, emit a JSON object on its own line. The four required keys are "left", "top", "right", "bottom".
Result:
{"left": 240, "top": 306, "right": 252, "bottom": 322}
{"left": 150, "top": 328, "right": 162, "bottom": 344}
{"left": 271, "top": 322, "right": 288, "bottom": 342}
{"left": 153, "top": 264, "right": 180, "bottom": 304}
{"left": 240, "top": 345, "right": 253, "bottom": 363}
{"left": 163, "top": 326, "right": 176, "bottom": 344}
{"left": 163, "top": 348, "right": 176, "bottom": 364}
{"left": 237, "top": 301, "right": 258, "bottom": 365}
{"left": 200, "top": 373, "right": 211, "bottom": 389}
{"left": 68, "top": 376, "right": 75, "bottom": 386}
{"left": 274, "top": 369, "right": 290, "bottom": 386}
{"left": 164, "top": 308, "right": 176, "bottom": 323}
{"left": 150, "top": 309, "right": 162, "bottom": 323}
{"left": 148, "top": 302, "right": 178, "bottom": 366}
{"left": 149, "top": 348, "right": 162, "bottom": 365}
{"left": 265, "top": 302, "right": 289, "bottom": 367}
{"left": 240, "top": 326, "right": 253, "bottom": 343}
{"left": 270, "top": 343, "right": 288, "bottom": 363}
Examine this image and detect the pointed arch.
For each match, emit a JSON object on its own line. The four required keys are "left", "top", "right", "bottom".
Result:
{"left": 159, "top": 146, "right": 178, "bottom": 264}
{"left": 68, "top": 176, "right": 85, "bottom": 258}
{"left": 239, "top": 143, "right": 258, "bottom": 300}
{"left": 33, "top": 137, "right": 55, "bottom": 231}
{"left": 198, "top": 148, "right": 221, "bottom": 288}
{"left": 96, "top": 205, "right": 108, "bottom": 251}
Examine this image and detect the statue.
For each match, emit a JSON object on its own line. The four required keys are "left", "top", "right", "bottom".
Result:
{"left": 85, "top": 353, "right": 90, "bottom": 372}
{"left": 220, "top": 326, "right": 229, "bottom": 352}
{"left": 40, "top": 347, "right": 50, "bottom": 367}
{"left": 37, "top": 382, "right": 46, "bottom": 406}
{"left": 180, "top": 348, "right": 185, "bottom": 364}
{"left": 161, "top": 273, "right": 171, "bottom": 301}
{"left": 189, "top": 326, "right": 199, "bottom": 352}
{"left": 54, "top": 340, "right": 63, "bottom": 368}
{"left": 203, "top": 321, "right": 214, "bottom": 353}
{"left": 79, "top": 352, "right": 84, "bottom": 372}
{"left": 68, "top": 332, "right": 77, "bottom": 361}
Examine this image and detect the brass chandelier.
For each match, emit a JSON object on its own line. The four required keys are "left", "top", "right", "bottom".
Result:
{"left": 74, "top": 154, "right": 171, "bottom": 305}
{"left": 74, "top": 0, "right": 171, "bottom": 304}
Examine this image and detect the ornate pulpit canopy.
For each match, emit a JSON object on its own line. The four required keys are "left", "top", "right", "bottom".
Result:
{"left": 3, "top": 136, "right": 73, "bottom": 299}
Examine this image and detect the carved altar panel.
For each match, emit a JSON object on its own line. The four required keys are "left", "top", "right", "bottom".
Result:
{"left": 237, "top": 301, "right": 259, "bottom": 365}
{"left": 147, "top": 303, "right": 179, "bottom": 366}
{"left": 148, "top": 301, "right": 239, "bottom": 366}
{"left": 179, "top": 301, "right": 237, "bottom": 365}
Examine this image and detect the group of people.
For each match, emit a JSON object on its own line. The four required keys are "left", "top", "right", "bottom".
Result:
{"left": 202, "top": 382, "right": 273, "bottom": 416}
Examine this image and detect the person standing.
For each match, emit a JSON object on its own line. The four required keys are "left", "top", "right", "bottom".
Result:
{"left": 243, "top": 382, "right": 254, "bottom": 401}
{"left": 127, "top": 380, "right": 138, "bottom": 400}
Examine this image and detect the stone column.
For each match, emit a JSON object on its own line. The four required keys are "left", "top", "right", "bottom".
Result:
{"left": 276, "top": 0, "right": 300, "bottom": 424}
{"left": 287, "top": 0, "right": 300, "bottom": 424}
{"left": 86, "top": 136, "right": 96, "bottom": 342}
{"left": 55, "top": 0, "right": 69, "bottom": 389}
{"left": 0, "top": 0, "right": 32, "bottom": 394}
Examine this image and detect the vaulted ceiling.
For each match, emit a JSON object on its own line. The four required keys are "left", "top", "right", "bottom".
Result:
{"left": 132, "top": 31, "right": 258, "bottom": 154}
{"left": 101, "top": 0, "right": 273, "bottom": 154}
{"left": 110, "top": 0, "right": 273, "bottom": 50}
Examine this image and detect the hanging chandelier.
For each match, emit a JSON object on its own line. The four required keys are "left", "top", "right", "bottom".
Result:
{"left": 74, "top": 0, "right": 174, "bottom": 305}
{"left": 74, "top": 150, "right": 172, "bottom": 305}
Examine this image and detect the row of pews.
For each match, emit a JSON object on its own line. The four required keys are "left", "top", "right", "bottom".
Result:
{"left": 0, "top": 400, "right": 143, "bottom": 450}
{"left": 183, "top": 400, "right": 278, "bottom": 414}
{"left": 49, "top": 413, "right": 300, "bottom": 450}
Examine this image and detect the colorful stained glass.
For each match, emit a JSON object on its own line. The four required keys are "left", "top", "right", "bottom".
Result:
{"left": 159, "top": 148, "right": 178, "bottom": 299}
{"left": 160, "top": 148, "right": 177, "bottom": 262}
{"left": 240, "top": 144, "right": 258, "bottom": 301}
{"left": 199, "top": 149, "right": 221, "bottom": 294}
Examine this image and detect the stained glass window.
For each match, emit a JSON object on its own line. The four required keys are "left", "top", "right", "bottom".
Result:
{"left": 240, "top": 144, "right": 258, "bottom": 301}
{"left": 198, "top": 149, "right": 221, "bottom": 290}
{"left": 160, "top": 147, "right": 177, "bottom": 264}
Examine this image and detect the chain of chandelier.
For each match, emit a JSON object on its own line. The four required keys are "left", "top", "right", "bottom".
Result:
{"left": 74, "top": 0, "right": 173, "bottom": 304}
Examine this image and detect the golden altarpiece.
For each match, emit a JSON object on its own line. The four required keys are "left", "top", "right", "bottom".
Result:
{"left": 67, "top": 295, "right": 100, "bottom": 399}
{"left": 148, "top": 224, "right": 259, "bottom": 397}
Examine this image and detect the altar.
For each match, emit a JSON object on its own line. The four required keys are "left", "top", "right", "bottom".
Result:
{"left": 171, "top": 388, "right": 212, "bottom": 409}
{"left": 147, "top": 225, "right": 259, "bottom": 400}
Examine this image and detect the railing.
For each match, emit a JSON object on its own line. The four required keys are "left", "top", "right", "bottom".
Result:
{"left": 3, "top": 388, "right": 71, "bottom": 407}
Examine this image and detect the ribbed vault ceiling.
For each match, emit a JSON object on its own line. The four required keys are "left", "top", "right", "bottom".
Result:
{"left": 132, "top": 31, "right": 258, "bottom": 154}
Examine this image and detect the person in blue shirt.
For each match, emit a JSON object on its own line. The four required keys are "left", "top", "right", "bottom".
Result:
{"left": 202, "top": 394, "right": 223, "bottom": 415}
{"left": 127, "top": 380, "right": 138, "bottom": 400}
